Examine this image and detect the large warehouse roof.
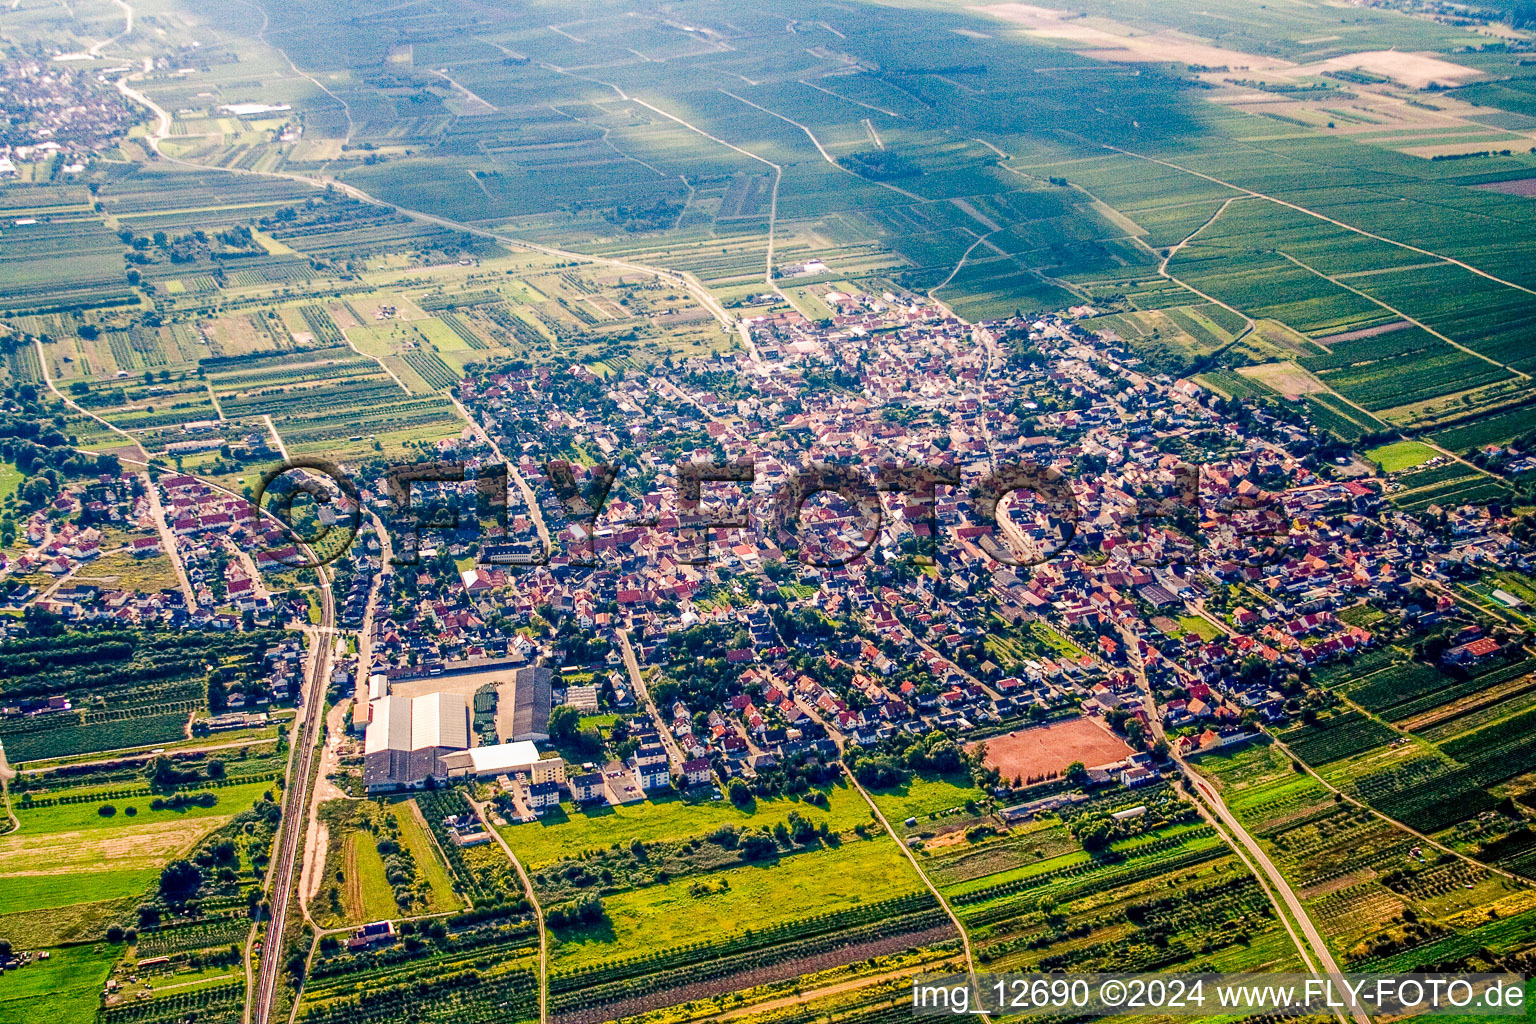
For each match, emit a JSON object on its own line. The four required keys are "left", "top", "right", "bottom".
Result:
{"left": 363, "top": 692, "right": 470, "bottom": 791}
{"left": 441, "top": 740, "right": 542, "bottom": 777}
{"left": 509, "top": 665, "right": 553, "bottom": 741}
{"left": 365, "top": 693, "right": 469, "bottom": 755}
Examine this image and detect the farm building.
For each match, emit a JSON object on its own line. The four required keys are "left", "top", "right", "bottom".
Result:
{"left": 348, "top": 920, "right": 396, "bottom": 951}
{"left": 1444, "top": 636, "right": 1501, "bottom": 666}
{"left": 363, "top": 692, "right": 470, "bottom": 792}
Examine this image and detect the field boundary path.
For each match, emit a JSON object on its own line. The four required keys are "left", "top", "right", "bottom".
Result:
{"left": 87, "top": 0, "right": 133, "bottom": 57}
{"left": 1265, "top": 728, "right": 1536, "bottom": 888}
{"left": 246, "top": 1, "right": 355, "bottom": 146}
{"left": 1104, "top": 144, "right": 1536, "bottom": 300}
{"left": 34, "top": 338, "right": 148, "bottom": 459}
{"left": 262, "top": 415, "right": 290, "bottom": 461}
{"left": 845, "top": 767, "right": 983, "bottom": 1016}
{"left": 1275, "top": 250, "right": 1529, "bottom": 380}
{"left": 928, "top": 229, "right": 999, "bottom": 307}
{"left": 1156, "top": 196, "right": 1256, "bottom": 349}
{"left": 470, "top": 794, "right": 547, "bottom": 1024}
{"left": 1119, "top": 632, "right": 1365, "bottom": 1024}
{"left": 716, "top": 88, "right": 924, "bottom": 204}
{"left": 497, "top": 47, "right": 800, "bottom": 311}
{"left": 337, "top": 328, "right": 410, "bottom": 394}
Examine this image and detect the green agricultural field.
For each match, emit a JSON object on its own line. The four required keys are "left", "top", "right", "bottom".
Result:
{"left": 0, "top": 868, "right": 155, "bottom": 918}
{"left": 0, "top": 942, "right": 119, "bottom": 1024}
{"left": 1485, "top": 571, "right": 1536, "bottom": 608}
{"left": 12, "top": 779, "right": 271, "bottom": 833}
{"left": 1196, "top": 740, "right": 1534, "bottom": 960}
{"left": 547, "top": 835, "right": 924, "bottom": 967}
{"left": 866, "top": 773, "right": 991, "bottom": 833}
{"left": 314, "top": 796, "right": 466, "bottom": 924}
{"left": 0, "top": 780, "right": 270, "bottom": 917}
{"left": 1339, "top": 604, "right": 1388, "bottom": 628}
{"left": 1366, "top": 440, "right": 1438, "bottom": 472}
{"left": 0, "top": 713, "right": 193, "bottom": 763}
{"left": 1196, "top": 369, "right": 1276, "bottom": 401}
{"left": 942, "top": 820, "right": 1221, "bottom": 899}
{"left": 1084, "top": 303, "right": 1237, "bottom": 374}
{"left": 9, "top": 0, "right": 1536, "bottom": 1015}
{"left": 0, "top": 461, "right": 23, "bottom": 505}
{"left": 501, "top": 782, "right": 871, "bottom": 868}
{"left": 912, "top": 777, "right": 1298, "bottom": 974}
{"left": 391, "top": 799, "right": 461, "bottom": 913}
{"left": 1303, "top": 393, "right": 1387, "bottom": 443}
{"left": 15, "top": 726, "right": 282, "bottom": 771}
{"left": 346, "top": 830, "right": 400, "bottom": 923}
{"left": 0, "top": 898, "right": 130, "bottom": 951}
{"left": 0, "top": 630, "right": 282, "bottom": 765}
{"left": 1277, "top": 710, "right": 1397, "bottom": 767}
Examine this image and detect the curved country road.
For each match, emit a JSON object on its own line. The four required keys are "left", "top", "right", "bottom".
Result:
{"left": 111, "top": 54, "right": 733, "bottom": 330}
{"left": 1185, "top": 769, "right": 1368, "bottom": 1024}
{"left": 471, "top": 795, "right": 548, "bottom": 1024}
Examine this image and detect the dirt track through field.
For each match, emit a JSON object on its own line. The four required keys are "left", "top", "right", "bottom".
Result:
{"left": 1104, "top": 144, "right": 1536, "bottom": 306}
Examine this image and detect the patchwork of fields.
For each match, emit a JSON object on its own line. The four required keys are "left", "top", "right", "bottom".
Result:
{"left": 1201, "top": 741, "right": 1536, "bottom": 965}
{"left": 6, "top": 0, "right": 1536, "bottom": 460}
{"left": 278, "top": 781, "right": 963, "bottom": 1024}
{"left": 1291, "top": 641, "right": 1536, "bottom": 833}
{"left": 885, "top": 778, "right": 1307, "bottom": 975}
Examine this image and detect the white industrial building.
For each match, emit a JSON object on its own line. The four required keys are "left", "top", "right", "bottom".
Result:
{"left": 441, "top": 740, "right": 566, "bottom": 783}
{"left": 363, "top": 692, "right": 470, "bottom": 792}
